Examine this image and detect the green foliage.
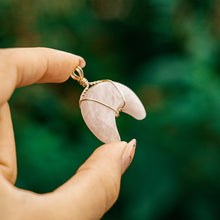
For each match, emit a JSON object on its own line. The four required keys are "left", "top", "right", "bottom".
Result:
{"left": 1, "top": 0, "right": 220, "bottom": 219}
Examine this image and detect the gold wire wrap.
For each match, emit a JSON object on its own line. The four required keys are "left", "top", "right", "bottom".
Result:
{"left": 71, "top": 66, "right": 126, "bottom": 117}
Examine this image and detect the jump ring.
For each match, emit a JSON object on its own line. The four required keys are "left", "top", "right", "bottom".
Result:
{"left": 71, "top": 66, "right": 84, "bottom": 80}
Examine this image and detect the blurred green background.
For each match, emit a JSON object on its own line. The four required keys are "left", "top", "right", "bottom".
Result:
{"left": 1, "top": 0, "right": 220, "bottom": 219}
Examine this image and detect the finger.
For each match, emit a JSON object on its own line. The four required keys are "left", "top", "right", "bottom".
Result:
{"left": 0, "top": 47, "right": 86, "bottom": 105}
{"left": 12, "top": 140, "right": 136, "bottom": 220}
{"left": 0, "top": 103, "right": 17, "bottom": 184}
{"left": 0, "top": 47, "right": 85, "bottom": 183}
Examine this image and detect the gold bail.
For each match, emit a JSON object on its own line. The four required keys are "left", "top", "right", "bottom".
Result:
{"left": 71, "top": 66, "right": 89, "bottom": 87}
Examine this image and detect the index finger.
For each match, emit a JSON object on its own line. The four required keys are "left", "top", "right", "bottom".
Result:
{"left": 0, "top": 47, "right": 86, "bottom": 105}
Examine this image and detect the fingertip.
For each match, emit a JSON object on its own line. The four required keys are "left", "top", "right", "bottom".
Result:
{"left": 121, "top": 141, "right": 128, "bottom": 145}
{"left": 78, "top": 56, "right": 86, "bottom": 68}
{"left": 98, "top": 141, "right": 128, "bottom": 157}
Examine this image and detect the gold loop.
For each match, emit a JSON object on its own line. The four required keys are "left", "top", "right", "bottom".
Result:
{"left": 71, "top": 66, "right": 84, "bottom": 80}
{"left": 71, "top": 66, "right": 89, "bottom": 87}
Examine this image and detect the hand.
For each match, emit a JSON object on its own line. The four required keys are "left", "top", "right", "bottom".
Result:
{"left": 0, "top": 47, "right": 136, "bottom": 220}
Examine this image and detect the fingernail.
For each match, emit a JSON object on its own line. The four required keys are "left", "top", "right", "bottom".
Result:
{"left": 121, "top": 139, "right": 136, "bottom": 174}
{"left": 78, "top": 57, "right": 86, "bottom": 68}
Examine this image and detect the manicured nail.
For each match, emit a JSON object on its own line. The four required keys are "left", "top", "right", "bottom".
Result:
{"left": 78, "top": 57, "right": 86, "bottom": 68}
{"left": 121, "top": 139, "right": 136, "bottom": 174}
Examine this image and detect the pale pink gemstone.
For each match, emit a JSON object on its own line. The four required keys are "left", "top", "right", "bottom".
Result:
{"left": 80, "top": 81, "right": 146, "bottom": 143}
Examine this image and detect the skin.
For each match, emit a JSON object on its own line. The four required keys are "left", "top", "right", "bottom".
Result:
{"left": 0, "top": 48, "right": 132, "bottom": 220}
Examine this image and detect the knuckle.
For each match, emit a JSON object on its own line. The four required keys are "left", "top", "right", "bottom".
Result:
{"left": 0, "top": 165, "right": 17, "bottom": 185}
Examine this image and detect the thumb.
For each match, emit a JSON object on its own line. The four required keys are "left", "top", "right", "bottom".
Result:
{"left": 54, "top": 140, "right": 136, "bottom": 220}
{"left": 16, "top": 140, "right": 136, "bottom": 220}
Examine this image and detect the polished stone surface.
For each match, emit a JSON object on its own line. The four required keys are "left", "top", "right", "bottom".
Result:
{"left": 80, "top": 81, "right": 146, "bottom": 143}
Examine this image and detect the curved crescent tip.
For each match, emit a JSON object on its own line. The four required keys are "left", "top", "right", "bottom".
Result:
{"left": 81, "top": 101, "right": 121, "bottom": 144}
{"left": 135, "top": 106, "right": 147, "bottom": 120}
{"left": 115, "top": 82, "right": 147, "bottom": 121}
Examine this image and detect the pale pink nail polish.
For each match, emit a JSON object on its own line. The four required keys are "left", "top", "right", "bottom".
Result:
{"left": 121, "top": 139, "right": 136, "bottom": 174}
{"left": 78, "top": 57, "right": 86, "bottom": 68}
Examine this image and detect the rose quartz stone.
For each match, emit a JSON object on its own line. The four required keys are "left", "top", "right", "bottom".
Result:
{"left": 80, "top": 81, "right": 146, "bottom": 143}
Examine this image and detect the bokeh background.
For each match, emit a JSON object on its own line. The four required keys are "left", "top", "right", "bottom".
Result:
{"left": 1, "top": 0, "right": 220, "bottom": 219}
